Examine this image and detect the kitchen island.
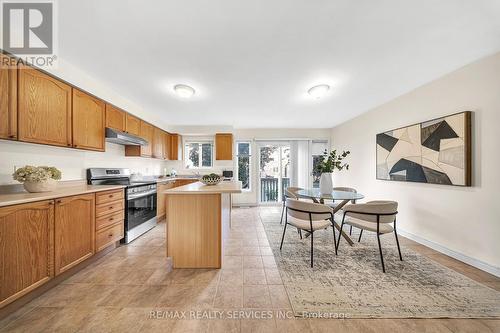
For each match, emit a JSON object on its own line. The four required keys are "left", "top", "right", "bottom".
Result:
{"left": 164, "top": 181, "right": 242, "bottom": 268}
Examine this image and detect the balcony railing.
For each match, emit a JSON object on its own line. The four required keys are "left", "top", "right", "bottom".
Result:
{"left": 260, "top": 177, "right": 290, "bottom": 202}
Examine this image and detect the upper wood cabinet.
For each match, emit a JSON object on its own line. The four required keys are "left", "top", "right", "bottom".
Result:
{"left": 72, "top": 89, "right": 105, "bottom": 151}
{"left": 125, "top": 120, "right": 154, "bottom": 157}
{"left": 126, "top": 113, "right": 141, "bottom": 137}
{"left": 54, "top": 194, "right": 95, "bottom": 275}
{"left": 0, "top": 200, "right": 54, "bottom": 308}
{"left": 153, "top": 127, "right": 165, "bottom": 159}
{"left": 0, "top": 54, "right": 17, "bottom": 140}
{"left": 18, "top": 66, "right": 72, "bottom": 147}
{"left": 169, "top": 134, "right": 181, "bottom": 160}
{"left": 105, "top": 104, "right": 126, "bottom": 132}
{"left": 215, "top": 133, "right": 233, "bottom": 160}
{"left": 164, "top": 133, "right": 171, "bottom": 160}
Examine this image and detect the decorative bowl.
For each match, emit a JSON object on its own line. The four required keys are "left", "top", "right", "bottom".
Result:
{"left": 23, "top": 179, "right": 58, "bottom": 193}
{"left": 200, "top": 175, "right": 222, "bottom": 186}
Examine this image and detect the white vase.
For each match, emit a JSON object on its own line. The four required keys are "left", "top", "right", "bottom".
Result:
{"left": 319, "top": 173, "right": 333, "bottom": 194}
{"left": 23, "top": 179, "right": 58, "bottom": 193}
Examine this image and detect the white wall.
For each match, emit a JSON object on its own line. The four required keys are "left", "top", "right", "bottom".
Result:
{"left": 330, "top": 52, "right": 500, "bottom": 272}
{"left": 233, "top": 128, "right": 331, "bottom": 205}
{"left": 0, "top": 140, "right": 165, "bottom": 185}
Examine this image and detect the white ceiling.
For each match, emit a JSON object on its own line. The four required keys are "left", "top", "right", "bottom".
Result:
{"left": 59, "top": 0, "right": 500, "bottom": 128}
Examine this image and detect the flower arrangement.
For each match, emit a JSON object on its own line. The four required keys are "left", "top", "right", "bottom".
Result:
{"left": 13, "top": 166, "right": 62, "bottom": 183}
{"left": 12, "top": 166, "right": 62, "bottom": 193}
{"left": 315, "top": 149, "right": 350, "bottom": 173}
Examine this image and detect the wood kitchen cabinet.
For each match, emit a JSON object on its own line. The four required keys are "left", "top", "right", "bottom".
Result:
{"left": 54, "top": 194, "right": 95, "bottom": 275}
{"left": 0, "top": 200, "right": 54, "bottom": 308}
{"left": 105, "top": 104, "right": 126, "bottom": 132}
{"left": 125, "top": 120, "right": 154, "bottom": 157}
{"left": 72, "top": 89, "right": 106, "bottom": 151}
{"left": 169, "top": 134, "right": 181, "bottom": 160}
{"left": 18, "top": 65, "right": 72, "bottom": 147}
{"left": 215, "top": 133, "right": 233, "bottom": 160}
{"left": 153, "top": 127, "right": 165, "bottom": 159}
{"left": 95, "top": 189, "right": 124, "bottom": 252}
{"left": 0, "top": 54, "right": 17, "bottom": 140}
{"left": 126, "top": 113, "right": 141, "bottom": 137}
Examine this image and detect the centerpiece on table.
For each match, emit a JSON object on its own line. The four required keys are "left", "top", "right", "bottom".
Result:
{"left": 315, "top": 149, "right": 350, "bottom": 194}
{"left": 200, "top": 173, "right": 222, "bottom": 186}
{"left": 13, "top": 165, "right": 62, "bottom": 193}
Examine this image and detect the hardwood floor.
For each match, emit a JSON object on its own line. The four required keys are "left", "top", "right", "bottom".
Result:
{"left": 0, "top": 206, "right": 498, "bottom": 332}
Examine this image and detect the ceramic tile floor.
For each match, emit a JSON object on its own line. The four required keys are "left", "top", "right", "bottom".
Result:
{"left": 0, "top": 206, "right": 498, "bottom": 332}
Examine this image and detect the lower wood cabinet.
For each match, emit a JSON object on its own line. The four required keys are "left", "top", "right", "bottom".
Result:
{"left": 54, "top": 193, "right": 95, "bottom": 275}
{"left": 0, "top": 200, "right": 54, "bottom": 308}
{"left": 95, "top": 189, "right": 125, "bottom": 252}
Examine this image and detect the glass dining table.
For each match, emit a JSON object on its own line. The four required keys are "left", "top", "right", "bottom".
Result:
{"left": 295, "top": 188, "right": 365, "bottom": 246}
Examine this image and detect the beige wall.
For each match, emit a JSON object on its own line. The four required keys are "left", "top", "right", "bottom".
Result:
{"left": 330, "top": 52, "right": 500, "bottom": 273}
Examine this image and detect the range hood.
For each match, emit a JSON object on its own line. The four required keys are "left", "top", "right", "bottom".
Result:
{"left": 105, "top": 127, "right": 148, "bottom": 146}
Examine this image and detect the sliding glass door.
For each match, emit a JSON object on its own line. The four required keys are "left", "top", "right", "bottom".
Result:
{"left": 258, "top": 143, "right": 291, "bottom": 203}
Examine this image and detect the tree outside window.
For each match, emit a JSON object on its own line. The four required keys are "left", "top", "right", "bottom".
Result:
{"left": 185, "top": 142, "right": 213, "bottom": 168}
{"left": 237, "top": 142, "right": 251, "bottom": 190}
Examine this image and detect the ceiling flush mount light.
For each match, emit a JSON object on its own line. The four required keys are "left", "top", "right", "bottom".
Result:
{"left": 174, "top": 84, "right": 195, "bottom": 98}
{"left": 308, "top": 84, "right": 330, "bottom": 99}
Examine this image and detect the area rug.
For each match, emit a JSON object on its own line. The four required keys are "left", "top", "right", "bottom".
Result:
{"left": 260, "top": 210, "right": 500, "bottom": 318}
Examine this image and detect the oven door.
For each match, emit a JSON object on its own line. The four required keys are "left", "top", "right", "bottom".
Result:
{"left": 126, "top": 191, "right": 157, "bottom": 231}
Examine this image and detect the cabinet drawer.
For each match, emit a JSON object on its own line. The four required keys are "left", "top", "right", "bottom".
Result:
{"left": 96, "top": 189, "right": 124, "bottom": 205}
{"left": 96, "top": 222, "right": 124, "bottom": 252}
{"left": 96, "top": 200, "right": 124, "bottom": 217}
{"left": 96, "top": 211, "right": 124, "bottom": 231}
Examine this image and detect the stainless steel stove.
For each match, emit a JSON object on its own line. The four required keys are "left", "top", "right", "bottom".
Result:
{"left": 87, "top": 168, "right": 157, "bottom": 243}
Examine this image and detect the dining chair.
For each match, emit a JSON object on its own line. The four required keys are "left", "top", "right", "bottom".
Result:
{"left": 328, "top": 187, "right": 358, "bottom": 235}
{"left": 280, "top": 198, "right": 337, "bottom": 267}
{"left": 280, "top": 187, "right": 303, "bottom": 224}
{"left": 335, "top": 200, "right": 402, "bottom": 273}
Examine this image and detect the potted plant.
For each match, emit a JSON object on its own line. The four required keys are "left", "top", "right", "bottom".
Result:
{"left": 13, "top": 166, "right": 62, "bottom": 193}
{"left": 315, "top": 149, "right": 350, "bottom": 194}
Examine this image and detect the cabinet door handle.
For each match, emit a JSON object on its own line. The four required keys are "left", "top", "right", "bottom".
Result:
{"left": 109, "top": 217, "right": 114, "bottom": 221}
{"left": 108, "top": 233, "right": 113, "bottom": 237}
{"left": 108, "top": 194, "right": 113, "bottom": 198}
{"left": 56, "top": 200, "right": 62, "bottom": 204}
{"left": 109, "top": 206, "right": 113, "bottom": 210}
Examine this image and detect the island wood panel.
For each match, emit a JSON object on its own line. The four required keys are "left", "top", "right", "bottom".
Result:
{"left": 18, "top": 66, "right": 72, "bottom": 147}
{"left": 215, "top": 133, "right": 233, "bottom": 160}
{"left": 0, "top": 200, "right": 54, "bottom": 308}
{"left": 0, "top": 54, "right": 17, "bottom": 140}
{"left": 125, "top": 113, "right": 141, "bottom": 136}
{"left": 105, "top": 104, "right": 126, "bottom": 132}
{"left": 166, "top": 193, "right": 221, "bottom": 268}
{"left": 54, "top": 193, "right": 95, "bottom": 275}
{"left": 72, "top": 89, "right": 105, "bottom": 151}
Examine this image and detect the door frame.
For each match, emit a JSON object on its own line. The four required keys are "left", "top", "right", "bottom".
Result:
{"left": 257, "top": 141, "right": 292, "bottom": 205}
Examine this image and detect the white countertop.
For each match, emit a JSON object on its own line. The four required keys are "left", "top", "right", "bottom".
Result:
{"left": 163, "top": 181, "right": 242, "bottom": 194}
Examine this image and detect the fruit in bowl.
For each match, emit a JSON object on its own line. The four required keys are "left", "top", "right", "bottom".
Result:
{"left": 201, "top": 173, "right": 222, "bottom": 186}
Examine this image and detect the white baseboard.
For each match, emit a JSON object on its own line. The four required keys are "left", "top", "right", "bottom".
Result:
{"left": 398, "top": 228, "right": 500, "bottom": 278}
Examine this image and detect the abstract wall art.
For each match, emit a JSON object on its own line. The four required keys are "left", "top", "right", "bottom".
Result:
{"left": 376, "top": 111, "right": 471, "bottom": 186}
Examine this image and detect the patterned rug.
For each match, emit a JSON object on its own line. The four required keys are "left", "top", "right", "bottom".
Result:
{"left": 260, "top": 210, "right": 500, "bottom": 318}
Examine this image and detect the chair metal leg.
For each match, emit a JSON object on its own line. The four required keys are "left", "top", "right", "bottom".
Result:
{"left": 298, "top": 229, "right": 303, "bottom": 239}
{"left": 349, "top": 225, "right": 352, "bottom": 235}
{"left": 280, "top": 222, "right": 288, "bottom": 250}
{"left": 280, "top": 201, "right": 285, "bottom": 224}
{"left": 335, "top": 221, "right": 344, "bottom": 253}
{"left": 376, "top": 233, "right": 386, "bottom": 273}
{"left": 331, "top": 222, "right": 337, "bottom": 255}
{"left": 280, "top": 209, "right": 288, "bottom": 250}
{"left": 358, "top": 229, "right": 363, "bottom": 242}
{"left": 394, "top": 231, "right": 403, "bottom": 261}
{"left": 310, "top": 230, "right": 314, "bottom": 268}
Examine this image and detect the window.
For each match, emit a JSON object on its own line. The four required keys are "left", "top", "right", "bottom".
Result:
{"left": 237, "top": 142, "right": 251, "bottom": 190}
{"left": 311, "top": 140, "right": 329, "bottom": 188}
{"left": 185, "top": 142, "right": 213, "bottom": 168}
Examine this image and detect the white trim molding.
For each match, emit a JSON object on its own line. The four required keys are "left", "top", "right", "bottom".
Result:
{"left": 398, "top": 228, "right": 500, "bottom": 278}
